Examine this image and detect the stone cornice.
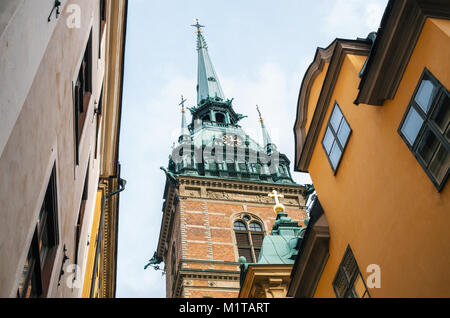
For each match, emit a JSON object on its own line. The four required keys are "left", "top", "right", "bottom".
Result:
{"left": 178, "top": 175, "right": 305, "bottom": 194}
{"left": 239, "top": 264, "right": 293, "bottom": 298}
{"left": 173, "top": 269, "right": 240, "bottom": 298}
{"left": 156, "top": 182, "right": 179, "bottom": 259}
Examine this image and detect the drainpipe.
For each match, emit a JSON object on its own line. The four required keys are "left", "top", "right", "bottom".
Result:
{"left": 91, "top": 177, "right": 126, "bottom": 297}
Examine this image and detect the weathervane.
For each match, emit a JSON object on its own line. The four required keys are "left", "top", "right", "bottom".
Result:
{"left": 179, "top": 95, "right": 187, "bottom": 113}
{"left": 191, "top": 18, "right": 205, "bottom": 34}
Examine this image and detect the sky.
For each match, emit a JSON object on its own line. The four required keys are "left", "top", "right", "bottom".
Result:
{"left": 116, "top": 0, "right": 388, "bottom": 298}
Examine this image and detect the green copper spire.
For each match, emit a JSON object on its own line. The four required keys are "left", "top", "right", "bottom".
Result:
{"left": 257, "top": 105, "right": 277, "bottom": 154}
{"left": 192, "top": 19, "right": 226, "bottom": 105}
{"left": 165, "top": 22, "right": 297, "bottom": 186}
{"left": 179, "top": 95, "right": 190, "bottom": 143}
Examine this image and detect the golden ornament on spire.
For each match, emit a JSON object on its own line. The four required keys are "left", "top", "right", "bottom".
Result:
{"left": 268, "top": 190, "right": 285, "bottom": 213}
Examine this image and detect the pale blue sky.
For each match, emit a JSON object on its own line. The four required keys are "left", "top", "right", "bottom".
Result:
{"left": 116, "top": 0, "right": 388, "bottom": 298}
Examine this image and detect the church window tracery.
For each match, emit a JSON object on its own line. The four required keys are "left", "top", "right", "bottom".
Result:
{"left": 233, "top": 215, "right": 265, "bottom": 263}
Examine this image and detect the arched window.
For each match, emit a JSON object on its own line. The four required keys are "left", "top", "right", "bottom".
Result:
{"left": 202, "top": 114, "right": 211, "bottom": 122}
{"left": 234, "top": 221, "right": 247, "bottom": 231}
{"left": 249, "top": 222, "right": 263, "bottom": 232}
{"left": 233, "top": 216, "right": 265, "bottom": 263}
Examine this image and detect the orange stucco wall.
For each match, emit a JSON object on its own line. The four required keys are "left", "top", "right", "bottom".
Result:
{"left": 305, "top": 62, "right": 330, "bottom": 134}
{"left": 307, "top": 18, "right": 450, "bottom": 297}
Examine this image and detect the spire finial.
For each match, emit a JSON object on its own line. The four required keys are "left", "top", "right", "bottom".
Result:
{"left": 191, "top": 18, "right": 205, "bottom": 34}
{"left": 179, "top": 94, "right": 190, "bottom": 140}
{"left": 257, "top": 105, "right": 276, "bottom": 153}
{"left": 179, "top": 95, "right": 187, "bottom": 113}
{"left": 256, "top": 105, "right": 263, "bottom": 123}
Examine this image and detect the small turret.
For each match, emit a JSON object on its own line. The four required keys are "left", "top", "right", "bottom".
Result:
{"left": 178, "top": 95, "right": 191, "bottom": 144}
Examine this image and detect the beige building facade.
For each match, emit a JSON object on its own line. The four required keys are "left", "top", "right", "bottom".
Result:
{"left": 0, "top": 0, "right": 127, "bottom": 298}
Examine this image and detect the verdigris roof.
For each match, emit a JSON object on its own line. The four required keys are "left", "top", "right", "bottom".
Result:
{"left": 257, "top": 235, "right": 300, "bottom": 265}
{"left": 166, "top": 22, "right": 298, "bottom": 186}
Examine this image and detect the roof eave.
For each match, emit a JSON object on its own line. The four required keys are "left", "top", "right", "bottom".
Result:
{"left": 355, "top": 0, "right": 450, "bottom": 106}
{"left": 294, "top": 39, "right": 371, "bottom": 172}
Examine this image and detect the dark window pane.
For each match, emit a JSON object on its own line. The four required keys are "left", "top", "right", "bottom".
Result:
{"left": 238, "top": 248, "right": 253, "bottom": 263}
{"left": 18, "top": 231, "right": 42, "bottom": 298}
{"left": 233, "top": 221, "right": 247, "bottom": 231}
{"left": 414, "top": 79, "right": 437, "bottom": 114}
{"left": 417, "top": 128, "right": 441, "bottom": 166}
{"left": 345, "top": 288, "right": 358, "bottom": 298}
{"left": 333, "top": 269, "right": 347, "bottom": 298}
{"left": 18, "top": 247, "right": 34, "bottom": 298}
{"left": 235, "top": 232, "right": 250, "bottom": 246}
{"left": 249, "top": 222, "right": 263, "bottom": 232}
{"left": 333, "top": 247, "right": 368, "bottom": 299}
{"left": 39, "top": 224, "right": 50, "bottom": 268}
{"left": 216, "top": 113, "right": 226, "bottom": 123}
{"left": 342, "top": 253, "right": 358, "bottom": 283}
{"left": 27, "top": 269, "right": 40, "bottom": 298}
{"left": 431, "top": 92, "right": 450, "bottom": 137}
{"left": 429, "top": 143, "right": 450, "bottom": 184}
{"left": 401, "top": 107, "right": 424, "bottom": 145}
{"left": 447, "top": 125, "right": 450, "bottom": 144}
{"left": 251, "top": 233, "right": 264, "bottom": 248}
{"left": 254, "top": 249, "right": 261, "bottom": 261}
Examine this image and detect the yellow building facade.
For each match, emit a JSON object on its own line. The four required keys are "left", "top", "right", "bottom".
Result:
{"left": 291, "top": 0, "right": 450, "bottom": 298}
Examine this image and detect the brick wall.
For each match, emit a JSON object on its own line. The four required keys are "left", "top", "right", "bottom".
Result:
{"left": 165, "top": 192, "right": 307, "bottom": 298}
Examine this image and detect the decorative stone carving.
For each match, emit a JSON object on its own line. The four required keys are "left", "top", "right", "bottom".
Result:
{"left": 183, "top": 187, "right": 201, "bottom": 198}
{"left": 207, "top": 281, "right": 217, "bottom": 287}
{"left": 206, "top": 190, "right": 299, "bottom": 206}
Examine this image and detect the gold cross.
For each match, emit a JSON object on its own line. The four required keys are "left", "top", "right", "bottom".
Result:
{"left": 268, "top": 190, "right": 284, "bottom": 205}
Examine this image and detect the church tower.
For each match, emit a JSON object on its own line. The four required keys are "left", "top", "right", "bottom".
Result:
{"left": 153, "top": 21, "right": 308, "bottom": 298}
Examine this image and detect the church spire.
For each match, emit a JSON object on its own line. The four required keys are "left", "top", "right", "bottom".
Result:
{"left": 192, "top": 19, "right": 225, "bottom": 105}
{"left": 178, "top": 95, "right": 190, "bottom": 143}
{"left": 257, "top": 105, "right": 277, "bottom": 154}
